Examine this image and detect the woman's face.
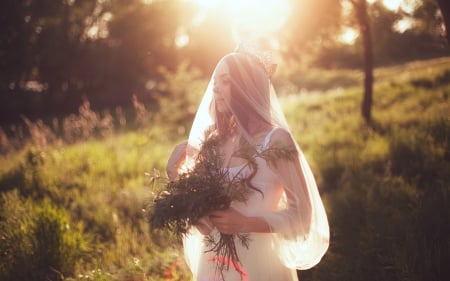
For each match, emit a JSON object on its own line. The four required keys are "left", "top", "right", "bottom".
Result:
{"left": 213, "top": 59, "right": 231, "bottom": 113}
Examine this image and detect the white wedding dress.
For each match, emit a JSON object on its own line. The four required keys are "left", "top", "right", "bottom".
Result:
{"left": 184, "top": 129, "right": 299, "bottom": 281}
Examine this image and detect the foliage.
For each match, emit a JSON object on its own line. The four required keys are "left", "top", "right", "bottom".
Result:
{"left": 154, "top": 62, "right": 207, "bottom": 137}
{"left": 0, "top": 191, "right": 90, "bottom": 281}
{"left": 1, "top": 0, "right": 449, "bottom": 123}
{"left": 0, "top": 129, "right": 190, "bottom": 280}
{"left": 0, "top": 0, "right": 183, "bottom": 122}
{"left": 0, "top": 62, "right": 204, "bottom": 154}
{"left": 149, "top": 134, "right": 296, "bottom": 274}
{"left": 149, "top": 135, "right": 250, "bottom": 274}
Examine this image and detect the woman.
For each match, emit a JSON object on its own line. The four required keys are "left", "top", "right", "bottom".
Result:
{"left": 166, "top": 48, "right": 329, "bottom": 281}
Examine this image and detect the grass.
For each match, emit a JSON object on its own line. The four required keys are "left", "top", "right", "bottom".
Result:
{"left": 1, "top": 56, "right": 449, "bottom": 281}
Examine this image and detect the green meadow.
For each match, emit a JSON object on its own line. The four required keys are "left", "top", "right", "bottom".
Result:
{"left": 1, "top": 57, "right": 449, "bottom": 281}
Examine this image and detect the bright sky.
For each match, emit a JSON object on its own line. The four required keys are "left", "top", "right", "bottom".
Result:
{"left": 183, "top": 0, "right": 291, "bottom": 48}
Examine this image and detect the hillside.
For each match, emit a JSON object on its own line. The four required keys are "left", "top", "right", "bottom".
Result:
{"left": 1, "top": 57, "right": 449, "bottom": 281}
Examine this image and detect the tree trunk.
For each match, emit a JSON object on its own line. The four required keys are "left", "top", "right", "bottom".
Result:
{"left": 360, "top": 3, "right": 373, "bottom": 123}
{"left": 437, "top": 0, "right": 450, "bottom": 44}
{"left": 352, "top": 0, "right": 373, "bottom": 124}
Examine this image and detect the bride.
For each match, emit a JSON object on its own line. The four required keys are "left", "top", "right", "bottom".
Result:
{"left": 166, "top": 46, "right": 329, "bottom": 281}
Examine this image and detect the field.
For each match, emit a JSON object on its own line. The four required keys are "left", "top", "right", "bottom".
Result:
{"left": 1, "top": 57, "right": 449, "bottom": 281}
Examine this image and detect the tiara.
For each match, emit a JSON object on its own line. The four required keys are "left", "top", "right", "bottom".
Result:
{"left": 234, "top": 42, "right": 277, "bottom": 79}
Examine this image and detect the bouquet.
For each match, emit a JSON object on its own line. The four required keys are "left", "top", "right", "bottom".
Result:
{"left": 148, "top": 133, "right": 296, "bottom": 273}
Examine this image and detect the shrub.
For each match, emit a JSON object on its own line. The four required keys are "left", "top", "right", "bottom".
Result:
{"left": 0, "top": 191, "right": 91, "bottom": 281}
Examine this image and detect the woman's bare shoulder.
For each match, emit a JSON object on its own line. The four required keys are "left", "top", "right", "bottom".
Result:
{"left": 270, "top": 127, "right": 296, "bottom": 147}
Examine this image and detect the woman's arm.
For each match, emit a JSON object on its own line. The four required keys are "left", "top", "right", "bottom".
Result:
{"left": 166, "top": 140, "right": 188, "bottom": 180}
{"left": 262, "top": 128, "right": 312, "bottom": 234}
{"left": 209, "top": 129, "right": 312, "bottom": 235}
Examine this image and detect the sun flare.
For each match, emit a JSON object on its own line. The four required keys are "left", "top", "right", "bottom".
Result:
{"left": 188, "top": 0, "right": 291, "bottom": 47}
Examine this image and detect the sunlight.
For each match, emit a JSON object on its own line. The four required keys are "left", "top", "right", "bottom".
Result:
{"left": 340, "top": 27, "right": 358, "bottom": 45}
{"left": 394, "top": 17, "right": 415, "bottom": 33}
{"left": 85, "top": 12, "right": 112, "bottom": 40}
{"left": 187, "top": 0, "right": 291, "bottom": 47}
{"left": 382, "top": 0, "right": 402, "bottom": 11}
{"left": 367, "top": 0, "right": 417, "bottom": 12}
{"left": 339, "top": 0, "right": 418, "bottom": 43}
{"left": 175, "top": 27, "right": 190, "bottom": 48}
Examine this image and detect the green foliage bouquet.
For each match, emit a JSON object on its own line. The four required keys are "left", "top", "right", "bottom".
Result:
{"left": 148, "top": 134, "right": 296, "bottom": 272}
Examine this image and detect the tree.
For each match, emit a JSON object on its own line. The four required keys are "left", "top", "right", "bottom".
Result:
{"left": 0, "top": 0, "right": 99, "bottom": 121}
{"left": 96, "top": 0, "right": 182, "bottom": 106}
{"left": 350, "top": 0, "right": 373, "bottom": 123}
{"left": 438, "top": 0, "right": 450, "bottom": 43}
{"left": 0, "top": 0, "right": 184, "bottom": 122}
{"left": 281, "top": 0, "right": 374, "bottom": 123}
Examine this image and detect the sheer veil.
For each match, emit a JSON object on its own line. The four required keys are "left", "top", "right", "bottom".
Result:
{"left": 180, "top": 46, "right": 329, "bottom": 274}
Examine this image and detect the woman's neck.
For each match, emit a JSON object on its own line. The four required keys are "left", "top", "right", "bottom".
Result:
{"left": 247, "top": 122, "right": 272, "bottom": 138}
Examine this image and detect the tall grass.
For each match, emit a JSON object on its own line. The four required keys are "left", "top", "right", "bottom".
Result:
{"left": 0, "top": 67, "right": 200, "bottom": 280}
{"left": 0, "top": 191, "right": 90, "bottom": 281}
{"left": 284, "top": 60, "right": 450, "bottom": 281}
{"left": 0, "top": 57, "right": 449, "bottom": 280}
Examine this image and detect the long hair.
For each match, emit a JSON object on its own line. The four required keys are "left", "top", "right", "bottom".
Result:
{"left": 215, "top": 110, "right": 236, "bottom": 139}
{"left": 218, "top": 53, "right": 272, "bottom": 139}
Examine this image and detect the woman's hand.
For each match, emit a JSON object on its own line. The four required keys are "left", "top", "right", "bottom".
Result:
{"left": 209, "top": 208, "right": 247, "bottom": 234}
{"left": 195, "top": 216, "right": 214, "bottom": 235}
{"left": 209, "top": 208, "right": 272, "bottom": 234}
{"left": 166, "top": 140, "right": 188, "bottom": 180}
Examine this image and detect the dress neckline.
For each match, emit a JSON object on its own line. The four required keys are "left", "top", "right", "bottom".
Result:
{"left": 224, "top": 127, "right": 279, "bottom": 169}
